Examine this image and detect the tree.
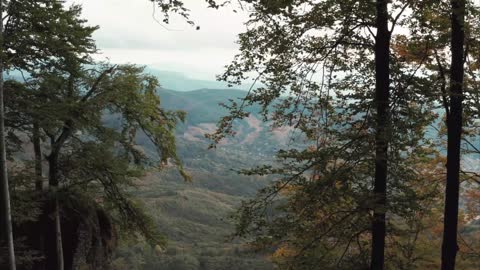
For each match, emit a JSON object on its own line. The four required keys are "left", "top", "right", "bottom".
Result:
{"left": 394, "top": 1, "right": 480, "bottom": 268}
{"left": 1, "top": 1, "right": 98, "bottom": 267}
{"left": 371, "top": 1, "right": 391, "bottom": 268}
{"left": 158, "top": 1, "right": 437, "bottom": 269}
{"left": 0, "top": 2, "right": 96, "bottom": 268}
{"left": 0, "top": 1, "right": 186, "bottom": 268}
{"left": 4, "top": 60, "right": 187, "bottom": 269}
{"left": 442, "top": 0, "right": 465, "bottom": 269}
{"left": 0, "top": 0, "right": 16, "bottom": 268}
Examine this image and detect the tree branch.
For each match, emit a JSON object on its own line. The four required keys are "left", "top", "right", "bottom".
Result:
{"left": 433, "top": 49, "right": 450, "bottom": 116}
{"left": 390, "top": 2, "right": 410, "bottom": 34}
{"left": 80, "top": 65, "right": 116, "bottom": 102}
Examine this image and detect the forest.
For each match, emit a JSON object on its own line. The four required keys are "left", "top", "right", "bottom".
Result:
{"left": 0, "top": 0, "right": 479, "bottom": 270}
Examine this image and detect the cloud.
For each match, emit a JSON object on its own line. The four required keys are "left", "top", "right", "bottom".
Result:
{"left": 93, "top": 47, "right": 237, "bottom": 81}
{"left": 66, "top": 0, "right": 247, "bottom": 79}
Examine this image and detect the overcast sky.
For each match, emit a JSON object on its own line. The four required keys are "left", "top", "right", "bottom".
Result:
{"left": 66, "top": 0, "right": 247, "bottom": 80}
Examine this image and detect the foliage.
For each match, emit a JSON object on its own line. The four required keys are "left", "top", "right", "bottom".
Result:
{"left": 3, "top": 0, "right": 97, "bottom": 72}
{"left": 6, "top": 62, "right": 187, "bottom": 245}
{"left": 1, "top": 1, "right": 189, "bottom": 268}
{"left": 1, "top": 0, "right": 480, "bottom": 269}
{"left": 154, "top": 0, "right": 480, "bottom": 269}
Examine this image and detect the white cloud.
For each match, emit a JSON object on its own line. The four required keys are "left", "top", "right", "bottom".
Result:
{"left": 66, "top": 0, "right": 247, "bottom": 80}
{"left": 95, "top": 47, "right": 236, "bottom": 81}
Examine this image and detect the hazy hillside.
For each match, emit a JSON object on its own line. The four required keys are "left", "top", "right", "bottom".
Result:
{"left": 158, "top": 88, "right": 248, "bottom": 124}
{"left": 112, "top": 88, "right": 282, "bottom": 270}
{"left": 158, "top": 88, "right": 297, "bottom": 148}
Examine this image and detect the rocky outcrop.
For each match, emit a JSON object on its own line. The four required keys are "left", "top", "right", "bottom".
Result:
{"left": 1, "top": 194, "right": 116, "bottom": 270}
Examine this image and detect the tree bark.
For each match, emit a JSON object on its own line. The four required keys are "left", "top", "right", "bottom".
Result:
{"left": 371, "top": 1, "right": 391, "bottom": 270}
{"left": 54, "top": 198, "right": 64, "bottom": 270}
{"left": 441, "top": 0, "right": 465, "bottom": 269}
{"left": 32, "top": 121, "right": 46, "bottom": 269}
{"left": 46, "top": 116, "right": 74, "bottom": 270}
{"left": 33, "top": 121, "right": 43, "bottom": 191}
{"left": 0, "top": 0, "right": 17, "bottom": 268}
{"left": 48, "top": 153, "right": 64, "bottom": 270}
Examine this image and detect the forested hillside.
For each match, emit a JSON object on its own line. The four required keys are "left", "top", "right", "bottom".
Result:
{"left": 109, "top": 88, "right": 286, "bottom": 269}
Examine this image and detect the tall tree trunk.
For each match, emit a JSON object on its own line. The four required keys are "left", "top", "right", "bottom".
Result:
{"left": 441, "top": 0, "right": 465, "bottom": 269}
{"left": 32, "top": 121, "right": 46, "bottom": 270}
{"left": 0, "top": 0, "right": 17, "bottom": 269}
{"left": 371, "top": 1, "right": 390, "bottom": 270}
{"left": 48, "top": 154, "right": 64, "bottom": 270}
{"left": 33, "top": 121, "right": 43, "bottom": 191}
{"left": 54, "top": 198, "right": 64, "bottom": 270}
{"left": 47, "top": 118, "right": 72, "bottom": 270}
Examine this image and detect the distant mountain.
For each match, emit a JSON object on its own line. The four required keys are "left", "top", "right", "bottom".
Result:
{"left": 145, "top": 68, "right": 250, "bottom": 92}
{"left": 158, "top": 88, "right": 249, "bottom": 124}
{"left": 5, "top": 67, "right": 251, "bottom": 92}
{"left": 156, "top": 88, "right": 297, "bottom": 150}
